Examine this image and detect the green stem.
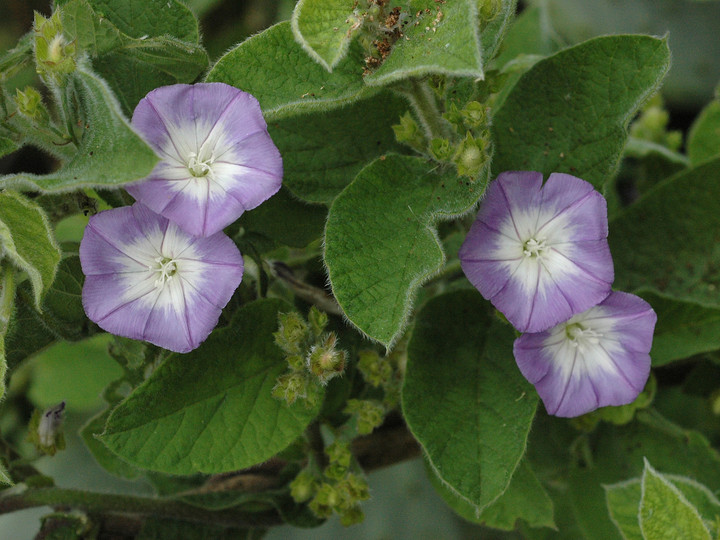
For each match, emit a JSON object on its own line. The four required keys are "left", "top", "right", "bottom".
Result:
{"left": 403, "top": 78, "right": 452, "bottom": 142}
{"left": 0, "top": 262, "right": 16, "bottom": 400}
{"left": 0, "top": 487, "right": 282, "bottom": 529}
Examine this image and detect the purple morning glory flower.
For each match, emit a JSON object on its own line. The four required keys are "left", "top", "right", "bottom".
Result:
{"left": 459, "top": 171, "right": 614, "bottom": 333}
{"left": 514, "top": 291, "right": 656, "bottom": 417}
{"left": 80, "top": 203, "right": 244, "bottom": 353}
{"left": 126, "top": 82, "right": 283, "bottom": 237}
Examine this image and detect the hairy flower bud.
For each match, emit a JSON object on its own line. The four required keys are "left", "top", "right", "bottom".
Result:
{"left": 345, "top": 399, "right": 385, "bottom": 435}
{"left": 357, "top": 350, "right": 392, "bottom": 387}
{"left": 289, "top": 469, "right": 318, "bottom": 503}
{"left": 271, "top": 372, "right": 308, "bottom": 405}
{"left": 274, "top": 312, "right": 309, "bottom": 355}
{"left": 33, "top": 11, "right": 76, "bottom": 83}
{"left": 15, "top": 87, "right": 49, "bottom": 122}
{"left": 307, "top": 306, "right": 328, "bottom": 338}
{"left": 307, "top": 334, "right": 346, "bottom": 385}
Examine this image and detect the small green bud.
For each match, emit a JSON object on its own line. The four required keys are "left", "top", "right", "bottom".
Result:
{"left": 28, "top": 401, "right": 66, "bottom": 456}
{"left": 442, "top": 102, "right": 464, "bottom": 128}
{"left": 392, "top": 111, "right": 427, "bottom": 152}
{"left": 15, "top": 87, "right": 48, "bottom": 122}
{"left": 357, "top": 350, "right": 392, "bottom": 387}
{"left": 274, "top": 311, "right": 309, "bottom": 355}
{"left": 340, "top": 505, "right": 365, "bottom": 526}
{"left": 307, "top": 334, "right": 346, "bottom": 385}
{"left": 454, "top": 132, "right": 488, "bottom": 178}
{"left": 430, "top": 138, "right": 454, "bottom": 162}
{"left": 461, "top": 101, "right": 487, "bottom": 128}
{"left": 309, "top": 483, "right": 339, "bottom": 518}
{"left": 289, "top": 469, "right": 318, "bottom": 503}
{"left": 325, "top": 440, "right": 352, "bottom": 468}
{"left": 304, "top": 378, "right": 325, "bottom": 409}
{"left": 33, "top": 11, "right": 76, "bottom": 83}
{"left": 287, "top": 354, "right": 306, "bottom": 372}
{"left": 345, "top": 399, "right": 385, "bottom": 435}
{"left": 338, "top": 473, "right": 371, "bottom": 505}
{"left": 271, "top": 372, "right": 308, "bottom": 405}
{"left": 308, "top": 306, "right": 328, "bottom": 338}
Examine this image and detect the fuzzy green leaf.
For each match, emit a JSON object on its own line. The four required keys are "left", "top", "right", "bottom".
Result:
{"left": 291, "top": 0, "right": 359, "bottom": 71}
{"left": 429, "top": 458, "right": 554, "bottom": 530}
{"left": 610, "top": 157, "right": 720, "bottom": 307}
{"left": 364, "top": 0, "right": 483, "bottom": 86}
{"left": 492, "top": 35, "right": 670, "bottom": 189}
{"left": 0, "top": 191, "right": 60, "bottom": 309}
{"left": 640, "top": 461, "right": 712, "bottom": 540}
{"left": 403, "top": 290, "right": 538, "bottom": 510}
{"left": 638, "top": 290, "right": 720, "bottom": 367}
{"left": 606, "top": 473, "right": 720, "bottom": 540}
{"left": 481, "top": 0, "right": 518, "bottom": 63}
{"left": 82, "top": 407, "right": 141, "bottom": 480}
{"left": 61, "top": 0, "right": 208, "bottom": 114}
{"left": 206, "top": 22, "right": 373, "bottom": 121}
{"left": 324, "top": 155, "right": 486, "bottom": 346}
{"left": 688, "top": 99, "right": 720, "bottom": 166}
{"left": 267, "top": 91, "right": 408, "bottom": 203}
{"left": 101, "top": 299, "right": 320, "bottom": 475}
{"left": 0, "top": 66, "right": 159, "bottom": 192}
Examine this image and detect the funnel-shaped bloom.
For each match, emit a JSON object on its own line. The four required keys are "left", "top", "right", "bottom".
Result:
{"left": 459, "top": 171, "right": 613, "bottom": 333}
{"left": 513, "top": 291, "right": 656, "bottom": 417}
{"left": 80, "top": 203, "right": 243, "bottom": 353}
{"left": 127, "top": 83, "right": 282, "bottom": 237}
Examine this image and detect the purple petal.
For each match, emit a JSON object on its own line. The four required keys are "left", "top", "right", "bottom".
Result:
{"left": 513, "top": 291, "right": 656, "bottom": 417}
{"left": 460, "top": 171, "right": 613, "bottom": 332}
{"left": 128, "top": 82, "right": 283, "bottom": 237}
{"left": 80, "top": 203, "right": 244, "bottom": 353}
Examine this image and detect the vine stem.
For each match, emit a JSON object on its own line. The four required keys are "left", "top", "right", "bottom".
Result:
{"left": 0, "top": 487, "right": 283, "bottom": 529}
{"left": 401, "top": 78, "right": 453, "bottom": 142}
{"left": 0, "top": 262, "right": 16, "bottom": 399}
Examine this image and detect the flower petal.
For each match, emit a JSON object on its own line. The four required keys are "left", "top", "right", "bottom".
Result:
{"left": 80, "top": 203, "right": 244, "bottom": 353}
{"left": 460, "top": 171, "right": 613, "bottom": 332}
{"left": 513, "top": 291, "right": 656, "bottom": 417}
{"left": 127, "top": 82, "right": 282, "bottom": 237}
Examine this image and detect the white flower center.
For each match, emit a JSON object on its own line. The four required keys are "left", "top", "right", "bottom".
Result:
{"left": 150, "top": 256, "right": 179, "bottom": 289}
{"left": 565, "top": 322, "right": 602, "bottom": 351}
{"left": 523, "top": 237, "right": 548, "bottom": 259}
{"left": 187, "top": 151, "right": 215, "bottom": 178}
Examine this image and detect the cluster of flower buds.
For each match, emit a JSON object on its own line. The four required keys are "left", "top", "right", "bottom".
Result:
{"left": 272, "top": 307, "right": 346, "bottom": 406}
{"left": 80, "top": 83, "right": 282, "bottom": 353}
{"left": 289, "top": 440, "right": 370, "bottom": 526}
{"left": 33, "top": 12, "right": 76, "bottom": 84}
{"left": 460, "top": 171, "right": 657, "bottom": 417}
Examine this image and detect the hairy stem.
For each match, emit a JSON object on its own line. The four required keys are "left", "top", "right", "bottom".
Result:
{"left": 402, "top": 78, "right": 453, "bottom": 142}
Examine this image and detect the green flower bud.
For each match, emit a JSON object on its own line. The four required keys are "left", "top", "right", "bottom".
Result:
{"left": 286, "top": 354, "right": 305, "bottom": 372}
{"left": 28, "top": 401, "right": 66, "bottom": 456}
{"left": 309, "top": 483, "right": 339, "bottom": 518}
{"left": 454, "top": 132, "right": 488, "bottom": 178}
{"left": 338, "top": 472, "right": 370, "bottom": 506}
{"left": 325, "top": 440, "right": 352, "bottom": 468}
{"left": 307, "top": 333, "right": 346, "bottom": 385}
{"left": 15, "top": 87, "right": 49, "bottom": 122}
{"left": 430, "top": 138, "right": 454, "bottom": 162}
{"left": 345, "top": 399, "right": 385, "bottom": 435}
{"left": 289, "top": 469, "right": 318, "bottom": 503}
{"left": 461, "top": 101, "right": 487, "bottom": 128}
{"left": 357, "top": 350, "right": 392, "bottom": 387}
{"left": 308, "top": 306, "right": 328, "bottom": 338}
{"left": 340, "top": 505, "right": 365, "bottom": 526}
{"left": 33, "top": 11, "right": 76, "bottom": 83}
{"left": 274, "top": 311, "right": 309, "bottom": 355}
{"left": 271, "top": 372, "right": 308, "bottom": 405}
{"left": 392, "top": 111, "right": 427, "bottom": 152}
{"left": 477, "top": 0, "right": 502, "bottom": 23}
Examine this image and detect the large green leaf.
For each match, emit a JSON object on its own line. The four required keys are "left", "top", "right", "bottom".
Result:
{"left": 268, "top": 91, "right": 408, "bottom": 203}
{"left": 291, "top": 0, "right": 359, "bottom": 71}
{"left": 492, "top": 35, "right": 670, "bottom": 189}
{"left": 429, "top": 458, "right": 554, "bottom": 530}
{"left": 606, "top": 472, "right": 720, "bottom": 540}
{"left": 0, "top": 67, "right": 159, "bottom": 192}
{"left": 82, "top": 407, "right": 141, "bottom": 480}
{"left": 639, "top": 290, "right": 720, "bottom": 367}
{"left": 364, "top": 0, "right": 483, "bottom": 86}
{"left": 101, "top": 299, "right": 321, "bottom": 475}
{"left": 688, "top": 99, "right": 720, "bottom": 166}
{"left": 0, "top": 191, "right": 60, "bottom": 309}
{"left": 402, "top": 290, "right": 538, "bottom": 510}
{"left": 640, "top": 461, "right": 712, "bottom": 540}
{"left": 61, "top": 0, "right": 208, "bottom": 114}
{"left": 324, "top": 155, "right": 486, "bottom": 346}
{"left": 610, "top": 157, "right": 720, "bottom": 307}
{"left": 206, "top": 22, "right": 373, "bottom": 120}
